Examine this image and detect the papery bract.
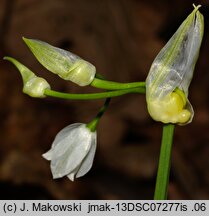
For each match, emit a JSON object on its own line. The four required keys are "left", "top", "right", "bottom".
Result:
{"left": 23, "top": 37, "right": 96, "bottom": 86}
{"left": 4, "top": 57, "right": 50, "bottom": 98}
{"left": 146, "top": 5, "right": 204, "bottom": 125}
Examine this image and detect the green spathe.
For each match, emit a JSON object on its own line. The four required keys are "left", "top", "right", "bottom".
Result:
{"left": 23, "top": 37, "right": 96, "bottom": 86}
{"left": 146, "top": 5, "right": 204, "bottom": 125}
{"left": 4, "top": 57, "right": 50, "bottom": 98}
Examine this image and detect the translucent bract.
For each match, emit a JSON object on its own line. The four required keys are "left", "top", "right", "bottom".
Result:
{"left": 4, "top": 57, "right": 50, "bottom": 98}
{"left": 146, "top": 5, "right": 204, "bottom": 125}
{"left": 23, "top": 38, "right": 96, "bottom": 86}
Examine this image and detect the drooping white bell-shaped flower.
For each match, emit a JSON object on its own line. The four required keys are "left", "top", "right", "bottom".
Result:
{"left": 43, "top": 123, "right": 97, "bottom": 181}
{"left": 146, "top": 5, "right": 204, "bottom": 125}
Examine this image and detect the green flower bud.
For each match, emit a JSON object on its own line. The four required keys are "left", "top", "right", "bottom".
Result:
{"left": 4, "top": 57, "right": 50, "bottom": 98}
{"left": 23, "top": 37, "right": 96, "bottom": 86}
{"left": 146, "top": 5, "right": 204, "bottom": 125}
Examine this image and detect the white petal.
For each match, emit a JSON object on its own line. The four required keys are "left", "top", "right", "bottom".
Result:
{"left": 76, "top": 132, "right": 97, "bottom": 178}
{"left": 67, "top": 173, "right": 75, "bottom": 181}
{"left": 51, "top": 123, "right": 83, "bottom": 149}
{"left": 50, "top": 124, "right": 93, "bottom": 178}
{"left": 42, "top": 149, "right": 53, "bottom": 160}
{"left": 42, "top": 123, "right": 82, "bottom": 161}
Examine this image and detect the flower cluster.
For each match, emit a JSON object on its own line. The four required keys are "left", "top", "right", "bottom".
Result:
{"left": 4, "top": 5, "right": 204, "bottom": 182}
{"left": 4, "top": 37, "right": 99, "bottom": 180}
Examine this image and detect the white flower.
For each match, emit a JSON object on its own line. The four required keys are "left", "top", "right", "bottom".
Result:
{"left": 42, "top": 123, "right": 97, "bottom": 181}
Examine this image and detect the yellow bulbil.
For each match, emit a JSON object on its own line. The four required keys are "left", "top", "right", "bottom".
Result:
{"left": 23, "top": 77, "right": 50, "bottom": 98}
{"left": 147, "top": 89, "right": 191, "bottom": 124}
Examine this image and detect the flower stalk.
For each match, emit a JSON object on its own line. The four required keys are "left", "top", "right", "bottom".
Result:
{"left": 91, "top": 78, "right": 145, "bottom": 90}
{"left": 154, "top": 124, "right": 175, "bottom": 200}
{"left": 44, "top": 86, "right": 145, "bottom": 100}
{"left": 87, "top": 98, "right": 111, "bottom": 132}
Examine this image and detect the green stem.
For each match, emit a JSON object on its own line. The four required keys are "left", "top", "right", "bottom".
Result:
{"left": 91, "top": 78, "right": 145, "bottom": 90}
{"left": 154, "top": 124, "right": 175, "bottom": 200}
{"left": 44, "top": 87, "right": 145, "bottom": 100}
{"left": 87, "top": 98, "right": 111, "bottom": 132}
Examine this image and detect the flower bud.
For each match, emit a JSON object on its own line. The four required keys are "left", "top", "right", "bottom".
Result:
{"left": 146, "top": 5, "right": 204, "bottom": 125}
{"left": 42, "top": 123, "right": 97, "bottom": 181}
{"left": 23, "top": 37, "right": 96, "bottom": 86}
{"left": 4, "top": 57, "right": 50, "bottom": 98}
